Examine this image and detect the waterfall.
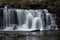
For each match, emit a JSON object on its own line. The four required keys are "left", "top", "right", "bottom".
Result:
{"left": 3, "top": 5, "right": 17, "bottom": 30}
{"left": 1, "top": 6, "right": 58, "bottom": 31}
{"left": 26, "top": 13, "right": 33, "bottom": 29}
{"left": 31, "top": 17, "right": 43, "bottom": 30}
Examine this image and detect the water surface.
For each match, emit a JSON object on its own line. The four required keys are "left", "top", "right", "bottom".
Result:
{"left": 0, "top": 30, "right": 60, "bottom": 40}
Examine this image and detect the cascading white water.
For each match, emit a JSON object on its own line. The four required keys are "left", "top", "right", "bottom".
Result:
{"left": 26, "top": 13, "right": 33, "bottom": 29}
{"left": 3, "top": 5, "right": 16, "bottom": 30}
{"left": 43, "top": 9, "right": 58, "bottom": 30}
{"left": 2, "top": 6, "right": 58, "bottom": 31}
{"left": 31, "top": 17, "right": 43, "bottom": 30}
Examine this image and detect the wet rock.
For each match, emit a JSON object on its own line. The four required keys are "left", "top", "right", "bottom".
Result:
{"left": 47, "top": 6, "right": 60, "bottom": 30}
{"left": 31, "top": 29, "right": 40, "bottom": 32}
{"left": 0, "top": 9, "right": 3, "bottom": 29}
{"left": 29, "top": 3, "right": 42, "bottom": 9}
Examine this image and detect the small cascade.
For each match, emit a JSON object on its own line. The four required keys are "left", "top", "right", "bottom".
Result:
{"left": 3, "top": 5, "right": 17, "bottom": 30}
{"left": 32, "top": 17, "right": 43, "bottom": 30}
{"left": 26, "top": 13, "right": 33, "bottom": 29}
{"left": 1, "top": 5, "right": 58, "bottom": 31}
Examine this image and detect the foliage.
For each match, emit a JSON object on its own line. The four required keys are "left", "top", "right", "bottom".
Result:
{"left": 0, "top": 0, "right": 60, "bottom": 8}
